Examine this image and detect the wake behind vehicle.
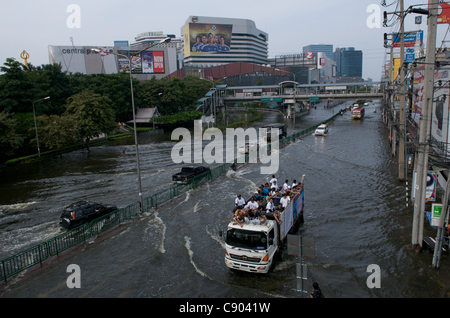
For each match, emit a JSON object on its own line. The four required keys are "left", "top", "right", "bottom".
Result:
{"left": 172, "top": 165, "right": 210, "bottom": 183}
{"left": 59, "top": 201, "right": 118, "bottom": 229}
{"left": 314, "top": 124, "right": 328, "bottom": 136}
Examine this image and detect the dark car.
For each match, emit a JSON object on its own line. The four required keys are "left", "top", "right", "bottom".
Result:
{"left": 59, "top": 201, "right": 118, "bottom": 229}
{"left": 172, "top": 165, "right": 210, "bottom": 183}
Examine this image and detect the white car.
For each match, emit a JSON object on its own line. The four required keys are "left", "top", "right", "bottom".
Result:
{"left": 237, "top": 142, "right": 259, "bottom": 154}
{"left": 314, "top": 124, "right": 329, "bottom": 136}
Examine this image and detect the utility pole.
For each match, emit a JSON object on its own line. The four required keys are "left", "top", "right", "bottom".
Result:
{"left": 398, "top": 0, "right": 406, "bottom": 180}
{"left": 412, "top": 0, "right": 438, "bottom": 250}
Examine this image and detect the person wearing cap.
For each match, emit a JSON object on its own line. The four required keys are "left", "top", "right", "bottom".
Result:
{"left": 234, "top": 194, "right": 245, "bottom": 212}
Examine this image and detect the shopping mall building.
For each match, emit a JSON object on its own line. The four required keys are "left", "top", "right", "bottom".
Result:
{"left": 48, "top": 15, "right": 341, "bottom": 84}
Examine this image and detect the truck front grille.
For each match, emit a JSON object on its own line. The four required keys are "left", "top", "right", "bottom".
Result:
{"left": 230, "top": 254, "right": 261, "bottom": 263}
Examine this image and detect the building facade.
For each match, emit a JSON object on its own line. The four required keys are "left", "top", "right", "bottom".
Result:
{"left": 303, "top": 44, "right": 334, "bottom": 60}
{"left": 48, "top": 32, "right": 179, "bottom": 80}
{"left": 181, "top": 16, "right": 268, "bottom": 68}
{"left": 334, "top": 47, "right": 363, "bottom": 78}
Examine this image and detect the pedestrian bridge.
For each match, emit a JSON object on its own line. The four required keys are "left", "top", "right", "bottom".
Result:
{"left": 197, "top": 81, "right": 385, "bottom": 116}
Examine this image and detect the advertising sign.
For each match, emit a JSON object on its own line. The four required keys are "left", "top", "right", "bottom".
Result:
{"left": 117, "top": 50, "right": 165, "bottom": 74}
{"left": 183, "top": 22, "right": 232, "bottom": 57}
{"left": 437, "top": 1, "right": 450, "bottom": 24}
{"left": 432, "top": 69, "right": 450, "bottom": 144}
{"left": 393, "top": 31, "right": 423, "bottom": 47}
{"left": 412, "top": 171, "right": 437, "bottom": 201}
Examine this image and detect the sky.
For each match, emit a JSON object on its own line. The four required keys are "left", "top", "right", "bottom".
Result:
{"left": 1, "top": 0, "right": 450, "bottom": 81}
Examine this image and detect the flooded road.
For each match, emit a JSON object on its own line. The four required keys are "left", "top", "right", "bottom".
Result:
{"left": 1, "top": 100, "right": 449, "bottom": 298}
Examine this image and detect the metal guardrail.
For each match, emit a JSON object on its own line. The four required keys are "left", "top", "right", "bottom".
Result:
{"left": 0, "top": 109, "right": 345, "bottom": 283}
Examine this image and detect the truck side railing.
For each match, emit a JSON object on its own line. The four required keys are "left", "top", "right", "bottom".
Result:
{"left": 0, "top": 109, "right": 346, "bottom": 283}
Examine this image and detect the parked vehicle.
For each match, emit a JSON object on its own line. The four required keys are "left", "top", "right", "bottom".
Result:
{"left": 172, "top": 165, "right": 210, "bottom": 183}
{"left": 223, "top": 176, "right": 305, "bottom": 273}
{"left": 59, "top": 201, "right": 118, "bottom": 229}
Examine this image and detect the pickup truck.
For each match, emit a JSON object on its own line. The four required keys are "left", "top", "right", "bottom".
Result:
{"left": 172, "top": 165, "right": 210, "bottom": 183}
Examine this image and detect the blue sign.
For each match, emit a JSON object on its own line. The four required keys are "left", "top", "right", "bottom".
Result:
{"left": 415, "top": 16, "right": 422, "bottom": 24}
{"left": 405, "top": 54, "right": 415, "bottom": 63}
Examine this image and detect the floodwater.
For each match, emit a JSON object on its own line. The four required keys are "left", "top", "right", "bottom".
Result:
{"left": 0, "top": 100, "right": 449, "bottom": 298}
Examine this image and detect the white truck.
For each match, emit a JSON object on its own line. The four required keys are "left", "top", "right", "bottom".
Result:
{"left": 223, "top": 178, "right": 305, "bottom": 273}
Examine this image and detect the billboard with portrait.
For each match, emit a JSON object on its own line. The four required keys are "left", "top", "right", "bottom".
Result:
{"left": 117, "top": 50, "right": 165, "bottom": 74}
{"left": 183, "top": 22, "right": 232, "bottom": 57}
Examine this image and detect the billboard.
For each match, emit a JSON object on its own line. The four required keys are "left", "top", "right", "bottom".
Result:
{"left": 393, "top": 31, "right": 423, "bottom": 47}
{"left": 183, "top": 22, "right": 232, "bottom": 56}
{"left": 437, "top": 1, "right": 450, "bottom": 24}
{"left": 117, "top": 50, "right": 165, "bottom": 74}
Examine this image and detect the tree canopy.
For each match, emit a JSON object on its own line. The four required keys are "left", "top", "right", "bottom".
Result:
{"left": 0, "top": 57, "right": 214, "bottom": 161}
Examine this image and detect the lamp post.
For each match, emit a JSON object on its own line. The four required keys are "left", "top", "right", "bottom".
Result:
{"left": 32, "top": 96, "right": 50, "bottom": 160}
{"left": 93, "top": 37, "right": 170, "bottom": 212}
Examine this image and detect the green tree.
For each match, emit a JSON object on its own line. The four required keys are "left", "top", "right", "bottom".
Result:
{"left": 31, "top": 114, "right": 77, "bottom": 158}
{"left": 0, "top": 58, "right": 38, "bottom": 114}
{"left": 0, "top": 111, "right": 24, "bottom": 158}
{"left": 64, "top": 89, "right": 116, "bottom": 151}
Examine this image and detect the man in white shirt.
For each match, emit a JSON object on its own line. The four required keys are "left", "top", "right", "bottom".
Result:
{"left": 292, "top": 179, "right": 298, "bottom": 189}
{"left": 234, "top": 194, "right": 245, "bottom": 212}
{"left": 283, "top": 180, "right": 290, "bottom": 192}
{"left": 280, "top": 193, "right": 290, "bottom": 209}
{"left": 271, "top": 180, "right": 279, "bottom": 191}
{"left": 244, "top": 198, "right": 259, "bottom": 218}
{"left": 269, "top": 175, "right": 277, "bottom": 187}
{"left": 266, "top": 198, "right": 275, "bottom": 213}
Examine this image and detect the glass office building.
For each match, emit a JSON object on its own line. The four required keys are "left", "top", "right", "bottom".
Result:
{"left": 334, "top": 47, "right": 363, "bottom": 78}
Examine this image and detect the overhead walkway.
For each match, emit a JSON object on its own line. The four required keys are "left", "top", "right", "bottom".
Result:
{"left": 196, "top": 81, "right": 385, "bottom": 121}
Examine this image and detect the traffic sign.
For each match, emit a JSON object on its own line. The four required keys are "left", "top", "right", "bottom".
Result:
{"left": 309, "top": 96, "right": 319, "bottom": 101}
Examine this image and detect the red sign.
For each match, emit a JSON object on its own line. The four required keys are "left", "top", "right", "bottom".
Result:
{"left": 320, "top": 57, "right": 326, "bottom": 66}
{"left": 437, "top": 1, "right": 450, "bottom": 24}
{"left": 306, "top": 51, "right": 313, "bottom": 59}
{"left": 153, "top": 51, "right": 165, "bottom": 73}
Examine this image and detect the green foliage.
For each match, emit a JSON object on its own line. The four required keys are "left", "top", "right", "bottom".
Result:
{"left": 31, "top": 114, "right": 77, "bottom": 152}
{"left": 64, "top": 89, "right": 116, "bottom": 151}
{"left": 0, "top": 56, "right": 213, "bottom": 160}
{"left": 0, "top": 111, "right": 24, "bottom": 157}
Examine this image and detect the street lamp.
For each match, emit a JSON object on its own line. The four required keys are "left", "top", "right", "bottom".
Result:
{"left": 32, "top": 96, "right": 50, "bottom": 160}
{"left": 93, "top": 36, "right": 170, "bottom": 212}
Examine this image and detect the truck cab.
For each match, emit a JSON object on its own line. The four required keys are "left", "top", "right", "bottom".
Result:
{"left": 224, "top": 220, "right": 279, "bottom": 273}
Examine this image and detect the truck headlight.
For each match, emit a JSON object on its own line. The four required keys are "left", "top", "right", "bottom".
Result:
{"left": 262, "top": 254, "right": 269, "bottom": 262}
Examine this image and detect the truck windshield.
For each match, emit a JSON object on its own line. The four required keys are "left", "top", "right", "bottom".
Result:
{"left": 226, "top": 228, "right": 267, "bottom": 250}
